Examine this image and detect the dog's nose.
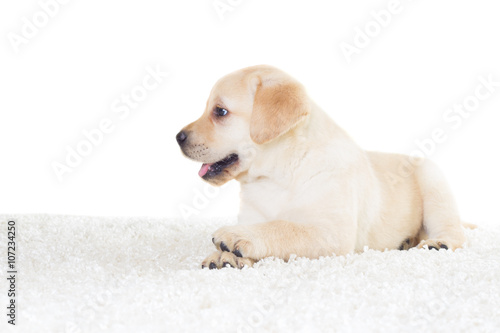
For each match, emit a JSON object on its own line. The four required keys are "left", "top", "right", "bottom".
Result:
{"left": 176, "top": 131, "right": 187, "bottom": 145}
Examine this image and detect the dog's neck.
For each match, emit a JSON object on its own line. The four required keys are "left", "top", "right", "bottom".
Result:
{"left": 237, "top": 100, "right": 362, "bottom": 186}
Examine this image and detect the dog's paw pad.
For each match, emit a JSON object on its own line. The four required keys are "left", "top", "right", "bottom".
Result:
{"left": 232, "top": 248, "right": 243, "bottom": 257}
{"left": 220, "top": 242, "right": 230, "bottom": 252}
{"left": 418, "top": 239, "right": 452, "bottom": 251}
{"left": 222, "top": 261, "right": 233, "bottom": 268}
{"left": 201, "top": 250, "right": 255, "bottom": 270}
{"left": 398, "top": 237, "right": 419, "bottom": 250}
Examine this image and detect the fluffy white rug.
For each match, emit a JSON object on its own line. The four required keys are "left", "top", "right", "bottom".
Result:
{"left": 0, "top": 215, "right": 499, "bottom": 333}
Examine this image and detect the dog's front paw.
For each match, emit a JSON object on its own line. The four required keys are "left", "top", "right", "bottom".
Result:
{"left": 417, "top": 239, "right": 454, "bottom": 251}
{"left": 201, "top": 251, "right": 255, "bottom": 269}
{"left": 212, "top": 226, "right": 262, "bottom": 259}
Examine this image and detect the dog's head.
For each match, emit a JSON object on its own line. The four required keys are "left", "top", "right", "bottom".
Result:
{"left": 176, "top": 65, "right": 310, "bottom": 186}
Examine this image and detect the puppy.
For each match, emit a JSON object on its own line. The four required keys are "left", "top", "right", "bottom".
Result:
{"left": 176, "top": 65, "right": 467, "bottom": 269}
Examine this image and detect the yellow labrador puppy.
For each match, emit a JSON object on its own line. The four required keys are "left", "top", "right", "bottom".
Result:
{"left": 176, "top": 65, "right": 468, "bottom": 269}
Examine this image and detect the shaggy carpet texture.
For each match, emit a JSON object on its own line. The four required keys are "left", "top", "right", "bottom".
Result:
{"left": 0, "top": 215, "right": 499, "bottom": 333}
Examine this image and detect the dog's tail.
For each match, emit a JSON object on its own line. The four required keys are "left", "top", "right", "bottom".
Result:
{"left": 462, "top": 222, "right": 478, "bottom": 229}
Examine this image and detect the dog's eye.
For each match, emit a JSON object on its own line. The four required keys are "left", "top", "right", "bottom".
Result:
{"left": 215, "top": 107, "right": 228, "bottom": 117}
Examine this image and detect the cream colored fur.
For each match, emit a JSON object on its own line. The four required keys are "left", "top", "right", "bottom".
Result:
{"left": 177, "top": 65, "right": 467, "bottom": 269}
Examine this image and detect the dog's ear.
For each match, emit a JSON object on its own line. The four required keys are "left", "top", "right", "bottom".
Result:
{"left": 250, "top": 78, "right": 310, "bottom": 145}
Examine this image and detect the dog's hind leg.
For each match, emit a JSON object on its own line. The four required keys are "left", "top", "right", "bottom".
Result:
{"left": 414, "top": 160, "right": 465, "bottom": 250}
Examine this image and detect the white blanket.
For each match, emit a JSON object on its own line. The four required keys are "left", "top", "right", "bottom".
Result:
{"left": 1, "top": 215, "right": 499, "bottom": 332}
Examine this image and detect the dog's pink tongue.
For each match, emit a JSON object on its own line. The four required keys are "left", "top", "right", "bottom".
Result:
{"left": 198, "top": 163, "right": 212, "bottom": 177}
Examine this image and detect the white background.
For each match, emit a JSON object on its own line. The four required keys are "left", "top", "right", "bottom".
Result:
{"left": 0, "top": 0, "right": 499, "bottom": 227}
